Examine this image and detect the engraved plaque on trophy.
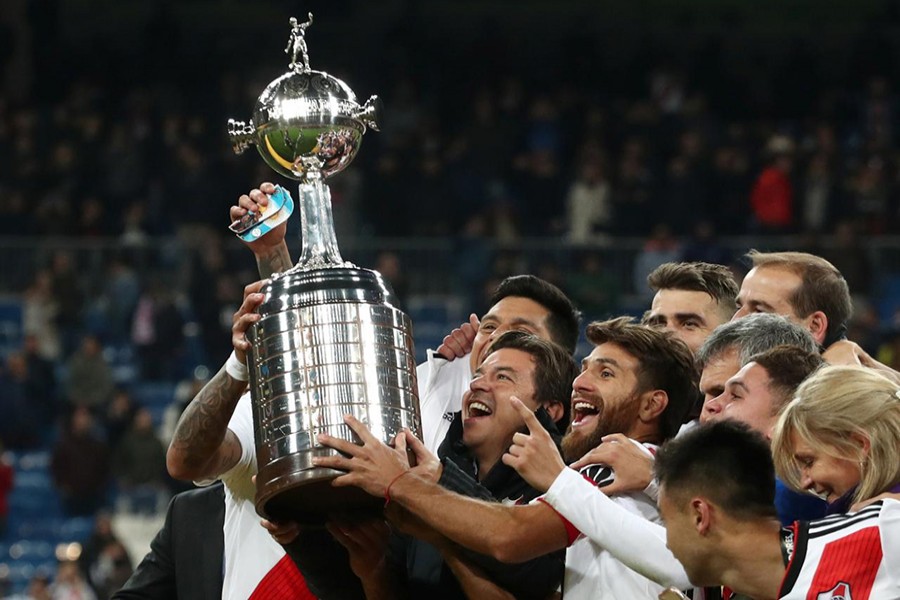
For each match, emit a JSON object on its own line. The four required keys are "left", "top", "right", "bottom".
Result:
{"left": 227, "top": 13, "right": 420, "bottom": 523}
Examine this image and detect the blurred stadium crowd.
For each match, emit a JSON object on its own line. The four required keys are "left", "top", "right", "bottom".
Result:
{"left": 3, "top": 0, "right": 900, "bottom": 596}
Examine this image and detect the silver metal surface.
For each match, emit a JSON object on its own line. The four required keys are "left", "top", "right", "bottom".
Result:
{"left": 227, "top": 14, "right": 381, "bottom": 182}
{"left": 246, "top": 267, "right": 420, "bottom": 521}
{"left": 228, "top": 15, "right": 417, "bottom": 522}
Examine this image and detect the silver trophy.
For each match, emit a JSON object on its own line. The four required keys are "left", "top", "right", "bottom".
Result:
{"left": 228, "top": 14, "right": 420, "bottom": 522}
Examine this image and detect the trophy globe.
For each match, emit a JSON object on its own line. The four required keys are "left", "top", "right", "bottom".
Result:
{"left": 226, "top": 14, "right": 419, "bottom": 524}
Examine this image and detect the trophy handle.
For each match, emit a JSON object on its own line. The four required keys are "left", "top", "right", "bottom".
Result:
{"left": 228, "top": 119, "right": 257, "bottom": 155}
{"left": 355, "top": 96, "right": 383, "bottom": 132}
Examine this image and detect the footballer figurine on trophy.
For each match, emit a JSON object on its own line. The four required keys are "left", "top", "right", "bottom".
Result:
{"left": 227, "top": 14, "right": 420, "bottom": 523}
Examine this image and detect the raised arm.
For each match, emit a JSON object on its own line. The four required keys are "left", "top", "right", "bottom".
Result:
{"left": 166, "top": 281, "right": 265, "bottom": 481}
{"left": 229, "top": 182, "right": 293, "bottom": 278}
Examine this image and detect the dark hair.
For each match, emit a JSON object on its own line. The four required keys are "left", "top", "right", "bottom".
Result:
{"left": 647, "top": 262, "right": 739, "bottom": 319}
{"left": 488, "top": 330, "right": 579, "bottom": 430}
{"left": 655, "top": 420, "right": 777, "bottom": 520}
{"left": 490, "top": 275, "right": 581, "bottom": 354}
{"left": 747, "top": 345, "right": 824, "bottom": 414}
{"left": 696, "top": 313, "right": 818, "bottom": 369}
{"left": 585, "top": 317, "right": 698, "bottom": 440}
{"left": 747, "top": 250, "right": 852, "bottom": 346}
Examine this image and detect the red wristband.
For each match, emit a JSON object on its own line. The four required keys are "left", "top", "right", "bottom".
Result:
{"left": 384, "top": 470, "right": 411, "bottom": 507}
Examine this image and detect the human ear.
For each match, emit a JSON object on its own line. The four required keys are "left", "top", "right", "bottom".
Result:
{"left": 640, "top": 390, "right": 668, "bottom": 422}
{"left": 805, "top": 311, "right": 828, "bottom": 345}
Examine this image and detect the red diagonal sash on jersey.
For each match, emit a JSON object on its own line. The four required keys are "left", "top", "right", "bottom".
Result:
{"left": 806, "top": 526, "right": 881, "bottom": 600}
{"left": 249, "top": 554, "right": 316, "bottom": 600}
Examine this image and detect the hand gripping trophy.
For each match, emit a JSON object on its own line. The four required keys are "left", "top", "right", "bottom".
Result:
{"left": 227, "top": 15, "right": 420, "bottom": 523}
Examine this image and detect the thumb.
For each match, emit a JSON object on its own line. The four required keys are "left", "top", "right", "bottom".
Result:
{"left": 404, "top": 429, "right": 431, "bottom": 461}
{"left": 394, "top": 430, "right": 408, "bottom": 456}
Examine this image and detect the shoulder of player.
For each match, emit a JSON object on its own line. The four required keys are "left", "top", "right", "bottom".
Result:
{"left": 806, "top": 501, "right": 884, "bottom": 538}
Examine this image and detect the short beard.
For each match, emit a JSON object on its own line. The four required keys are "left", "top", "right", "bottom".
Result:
{"left": 560, "top": 391, "right": 643, "bottom": 463}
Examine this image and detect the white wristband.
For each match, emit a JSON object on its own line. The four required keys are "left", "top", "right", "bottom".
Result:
{"left": 225, "top": 351, "right": 249, "bottom": 382}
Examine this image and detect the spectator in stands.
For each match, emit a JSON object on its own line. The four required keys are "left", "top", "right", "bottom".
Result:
{"left": 0, "top": 352, "right": 42, "bottom": 449}
{"left": 64, "top": 334, "right": 114, "bottom": 414}
{"left": 0, "top": 441, "right": 12, "bottom": 538}
{"left": 51, "top": 560, "right": 97, "bottom": 600}
{"left": 749, "top": 135, "right": 795, "bottom": 233}
{"left": 49, "top": 252, "right": 85, "bottom": 358}
{"left": 87, "top": 540, "right": 133, "bottom": 599}
{"left": 21, "top": 334, "right": 58, "bottom": 424}
{"left": 565, "top": 252, "right": 620, "bottom": 320}
{"left": 103, "top": 389, "right": 137, "bottom": 451}
{"left": 101, "top": 256, "right": 141, "bottom": 345}
{"left": 131, "top": 281, "right": 185, "bottom": 381}
{"left": 632, "top": 225, "right": 681, "bottom": 302}
{"left": 22, "top": 270, "right": 61, "bottom": 361}
{"left": 160, "top": 373, "right": 207, "bottom": 449}
{"left": 112, "top": 407, "right": 169, "bottom": 515}
{"left": 71, "top": 513, "right": 134, "bottom": 597}
{"left": 51, "top": 407, "right": 110, "bottom": 517}
{"left": 565, "top": 155, "right": 612, "bottom": 243}
{"left": 4, "top": 572, "right": 53, "bottom": 600}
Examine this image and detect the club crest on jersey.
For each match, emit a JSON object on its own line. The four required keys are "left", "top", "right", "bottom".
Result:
{"left": 578, "top": 463, "right": 614, "bottom": 488}
{"left": 816, "top": 581, "right": 852, "bottom": 600}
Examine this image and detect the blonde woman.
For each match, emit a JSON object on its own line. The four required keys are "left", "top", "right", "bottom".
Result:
{"left": 772, "top": 364, "right": 900, "bottom": 513}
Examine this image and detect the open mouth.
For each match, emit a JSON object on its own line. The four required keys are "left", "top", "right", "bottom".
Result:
{"left": 467, "top": 400, "right": 493, "bottom": 419}
{"left": 571, "top": 400, "right": 600, "bottom": 427}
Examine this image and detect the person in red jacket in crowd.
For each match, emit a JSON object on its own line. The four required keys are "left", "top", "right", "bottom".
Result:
{"left": 750, "top": 135, "right": 795, "bottom": 232}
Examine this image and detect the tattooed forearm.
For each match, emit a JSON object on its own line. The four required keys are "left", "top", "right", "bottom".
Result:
{"left": 256, "top": 243, "right": 293, "bottom": 279}
{"left": 167, "top": 366, "right": 247, "bottom": 480}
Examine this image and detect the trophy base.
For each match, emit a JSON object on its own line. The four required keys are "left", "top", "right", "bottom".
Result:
{"left": 256, "top": 464, "right": 383, "bottom": 526}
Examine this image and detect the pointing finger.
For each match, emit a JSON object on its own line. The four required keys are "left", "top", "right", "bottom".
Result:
{"left": 510, "top": 397, "right": 542, "bottom": 434}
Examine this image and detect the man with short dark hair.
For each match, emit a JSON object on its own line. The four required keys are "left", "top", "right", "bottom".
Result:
{"left": 643, "top": 262, "right": 738, "bottom": 354}
{"left": 656, "top": 421, "right": 900, "bottom": 600}
{"left": 419, "top": 274, "right": 581, "bottom": 451}
{"left": 702, "top": 345, "right": 823, "bottom": 436}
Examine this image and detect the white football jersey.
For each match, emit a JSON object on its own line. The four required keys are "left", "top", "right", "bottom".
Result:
{"left": 777, "top": 499, "right": 900, "bottom": 600}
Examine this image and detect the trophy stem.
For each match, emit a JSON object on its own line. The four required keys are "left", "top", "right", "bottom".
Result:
{"left": 294, "top": 172, "right": 347, "bottom": 270}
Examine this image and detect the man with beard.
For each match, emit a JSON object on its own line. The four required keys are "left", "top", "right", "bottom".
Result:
{"left": 314, "top": 317, "right": 698, "bottom": 599}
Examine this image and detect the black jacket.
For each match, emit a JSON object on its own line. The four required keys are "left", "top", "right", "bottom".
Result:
{"left": 113, "top": 484, "right": 225, "bottom": 600}
{"left": 393, "top": 407, "right": 566, "bottom": 600}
